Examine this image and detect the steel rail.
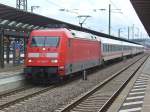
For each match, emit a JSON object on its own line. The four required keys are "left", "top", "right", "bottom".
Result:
{"left": 0, "top": 55, "right": 146, "bottom": 111}
{"left": 58, "top": 55, "right": 148, "bottom": 112}
{"left": 98, "top": 55, "right": 149, "bottom": 112}
{"left": 0, "top": 86, "right": 33, "bottom": 98}
{"left": 0, "top": 85, "right": 55, "bottom": 110}
{"left": 0, "top": 68, "right": 86, "bottom": 110}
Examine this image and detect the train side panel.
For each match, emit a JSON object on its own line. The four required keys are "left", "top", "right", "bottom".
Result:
{"left": 102, "top": 44, "right": 123, "bottom": 61}
{"left": 65, "top": 38, "right": 101, "bottom": 75}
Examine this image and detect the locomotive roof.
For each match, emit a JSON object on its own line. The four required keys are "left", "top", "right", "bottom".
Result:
{"left": 70, "top": 30, "right": 98, "bottom": 40}
{"left": 70, "top": 29, "right": 143, "bottom": 47}
{"left": 31, "top": 28, "right": 143, "bottom": 47}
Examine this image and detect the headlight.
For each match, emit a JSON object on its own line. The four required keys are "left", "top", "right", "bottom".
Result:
{"left": 28, "top": 59, "right": 32, "bottom": 63}
{"left": 42, "top": 48, "right": 46, "bottom": 50}
{"left": 51, "top": 59, "right": 58, "bottom": 63}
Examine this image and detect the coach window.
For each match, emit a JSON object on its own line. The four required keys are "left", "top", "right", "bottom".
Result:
{"left": 106, "top": 44, "right": 109, "bottom": 52}
{"left": 117, "top": 45, "right": 119, "bottom": 51}
{"left": 112, "top": 45, "right": 114, "bottom": 51}
{"left": 109, "top": 45, "right": 111, "bottom": 52}
{"left": 109, "top": 44, "right": 111, "bottom": 52}
{"left": 115, "top": 45, "right": 117, "bottom": 51}
{"left": 105, "top": 44, "right": 107, "bottom": 52}
{"left": 117, "top": 45, "right": 118, "bottom": 51}
{"left": 116, "top": 45, "right": 118, "bottom": 51}
{"left": 110, "top": 45, "right": 112, "bottom": 52}
{"left": 119, "top": 46, "right": 121, "bottom": 51}
{"left": 104, "top": 44, "right": 106, "bottom": 52}
{"left": 119, "top": 45, "right": 121, "bottom": 51}
{"left": 103, "top": 44, "right": 105, "bottom": 52}
{"left": 108, "top": 44, "right": 110, "bottom": 52}
{"left": 105, "top": 44, "right": 106, "bottom": 52}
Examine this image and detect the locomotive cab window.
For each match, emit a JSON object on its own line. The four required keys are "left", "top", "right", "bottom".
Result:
{"left": 31, "top": 36, "right": 60, "bottom": 47}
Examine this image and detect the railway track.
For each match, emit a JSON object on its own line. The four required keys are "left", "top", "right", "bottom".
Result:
{"left": 0, "top": 54, "right": 146, "bottom": 111}
{"left": 0, "top": 72, "right": 86, "bottom": 110}
{"left": 0, "top": 85, "right": 56, "bottom": 110}
{"left": 56, "top": 55, "right": 149, "bottom": 112}
{"left": 0, "top": 86, "right": 33, "bottom": 98}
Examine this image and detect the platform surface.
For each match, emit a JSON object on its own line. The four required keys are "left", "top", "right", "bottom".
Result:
{"left": 0, "top": 63, "right": 24, "bottom": 93}
{"left": 142, "top": 57, "right": 150, "bottom": 112}
{"left": 107, "top": 55, "right": 150, "bottom": 112}
{"left": 0, "top": 63, "right": 23, "bottom": 77}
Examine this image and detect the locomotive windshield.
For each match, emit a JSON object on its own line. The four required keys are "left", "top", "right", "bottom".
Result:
{"left": 31, "top": 36, "right": 59, "bottom": 47}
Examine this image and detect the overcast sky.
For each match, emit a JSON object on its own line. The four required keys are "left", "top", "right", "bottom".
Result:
{"left": 0, "top": 0, "right": 149, "bottom": 39}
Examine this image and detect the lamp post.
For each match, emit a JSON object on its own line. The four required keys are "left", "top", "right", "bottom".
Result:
{"left": 31, "top": 6, "right": 40, "bottom": 13}
{"left": 108, "top": 4, "right": 122, "bottom": 36}
{"left": 118, "top": 28, "right": 121, "bottom": 38}
{"left": 94, "top": 4, "right": 122, "bottom": 35}
{"left": 109, "top": 4, "right": 111, "bottom": 35}
{"left": 132, "top": 24, "right": 135, "bottom": 40}
{"left": 128, "top": 26, "right": 130, "bottom": 40}
{"left": 118, "top": 28, "right": 124, "bottom": 38}
{"left": 135, "top": 27, "right": 140, "bottom": 38}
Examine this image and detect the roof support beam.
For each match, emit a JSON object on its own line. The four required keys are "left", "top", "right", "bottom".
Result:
{"left": 130, "top": 0, "right": 150, "bottom": 36}
{"left": 0, "top": 29, "right": 4, "bottom": 68}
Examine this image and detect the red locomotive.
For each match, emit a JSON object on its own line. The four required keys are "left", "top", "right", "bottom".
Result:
{"left": 24, "top": 28, "right": 101, "bottom": 82}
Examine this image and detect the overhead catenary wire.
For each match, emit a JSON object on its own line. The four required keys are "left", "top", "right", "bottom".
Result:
{"left": 109, "top": 0, "right": 134, "bottom": 24}
{"left": 45, "top": 0, "right": 65, "bottom": 9}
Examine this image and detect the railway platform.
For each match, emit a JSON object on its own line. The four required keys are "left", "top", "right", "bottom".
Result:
{"left": 0, "top": 63, "right": 23, "bottom": 77}
{"left": 0, "top": 64, "right": 24, "bottom": 92}
{"left": 0, "top": 64, "right": 23, "bottom": 72}
{"left": 107, "top": 55, "right": 150, "bottom": 112}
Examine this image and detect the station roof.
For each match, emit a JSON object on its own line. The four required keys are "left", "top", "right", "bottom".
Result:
{"left": 0, "top": 3, "right": 141, "bottom": 44}
{"left": 130, "top": 0, "right": 150, "bottom": 36}
{"left": 0, "top": 3, "right": 71, "bottom": 31}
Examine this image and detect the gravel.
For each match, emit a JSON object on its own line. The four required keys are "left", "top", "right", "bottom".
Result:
{"left": 1, "top": 54, "right": 144, "bottom": 112}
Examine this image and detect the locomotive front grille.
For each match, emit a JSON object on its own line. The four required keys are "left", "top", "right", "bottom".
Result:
{"left": 24, "top": 66, "right": 58, "bottom": 74}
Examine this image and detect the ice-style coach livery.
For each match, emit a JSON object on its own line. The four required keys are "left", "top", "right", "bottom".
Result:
{"left": 24, "top": 28, "right": 144, "bottom": 82}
